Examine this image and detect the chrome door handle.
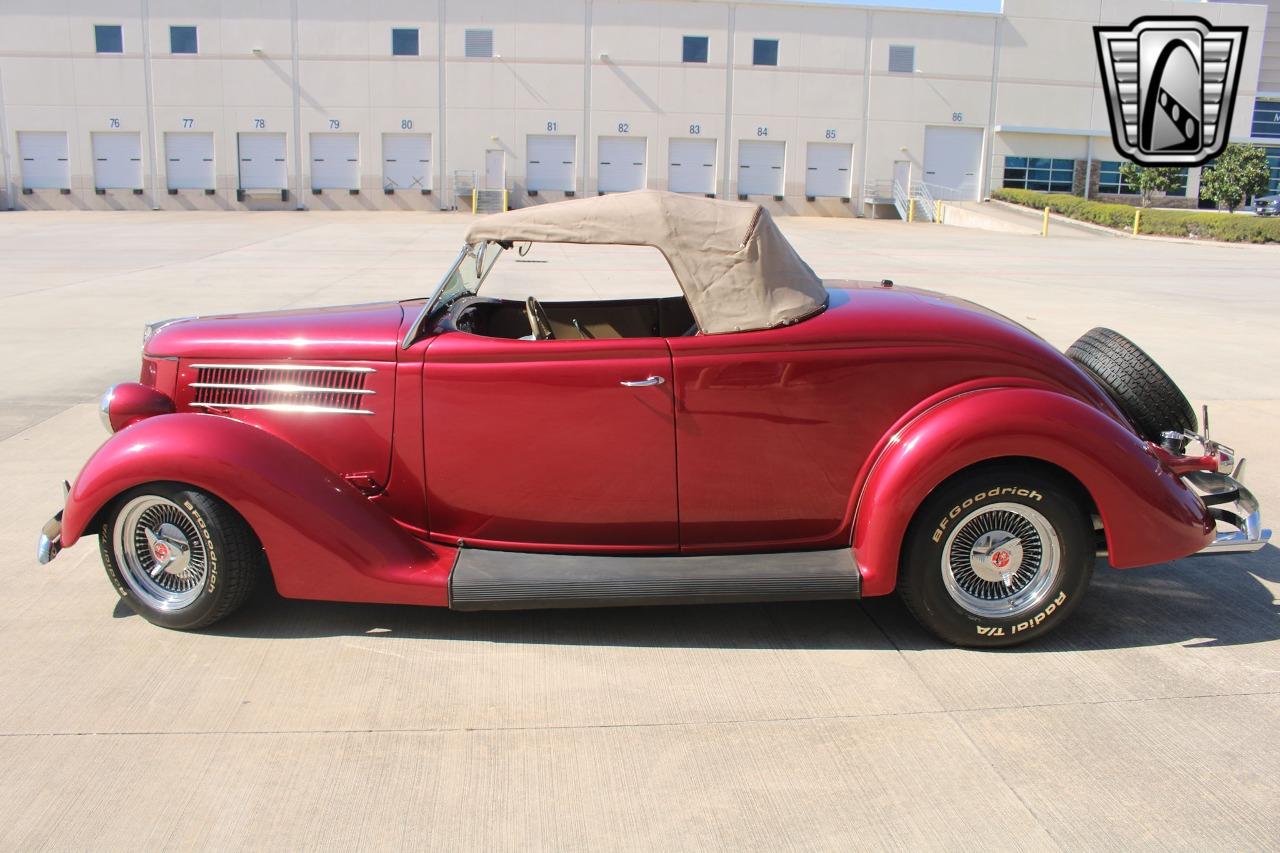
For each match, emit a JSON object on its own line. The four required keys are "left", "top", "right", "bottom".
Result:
{"left": 620, "top": 375, "right": 665, "bottom": 387}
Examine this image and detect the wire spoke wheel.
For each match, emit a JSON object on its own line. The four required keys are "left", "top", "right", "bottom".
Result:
{"left": 940, "top": 501, "right": 1061, "bottom": 619}
{"left": 112, "top": 495, "right": 209, "bottom": 611}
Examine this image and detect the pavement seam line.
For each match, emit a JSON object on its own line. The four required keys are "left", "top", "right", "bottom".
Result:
{"left": 861, "top": 605, "right": 1068, "bottom": 851}
{"left": 2, "top": 687, "right": 1273, "bottom": 740}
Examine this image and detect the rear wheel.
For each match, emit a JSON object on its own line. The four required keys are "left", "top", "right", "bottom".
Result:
{"left": 898, "top": 464, "right": 1095, "bottom": 647}
{"left": 99, "top": 484, "right": 264, "bottom": 630}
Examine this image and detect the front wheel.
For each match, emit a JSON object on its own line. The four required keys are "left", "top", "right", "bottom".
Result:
{"left": 897, "top": 465, "right": 1095, "bottom": 647}
{"left": 99, "top": 484, "right": 265, "bottom": 630}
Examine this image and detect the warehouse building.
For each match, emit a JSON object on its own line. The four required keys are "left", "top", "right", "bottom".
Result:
{"left": 1215, "top": 0, "right": 1280, "bottom": 195}
{"left": 0, "top": 0, "right": 1268, "bottom": 215}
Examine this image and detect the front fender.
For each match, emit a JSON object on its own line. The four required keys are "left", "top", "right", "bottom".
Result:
{"left": 62, "top": 414, "right": 451, "bottom": 606}
{"left": 853, "top": 388, "right": 1212, "bottom": 597}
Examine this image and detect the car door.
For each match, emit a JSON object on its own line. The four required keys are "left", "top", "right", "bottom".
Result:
{"left": 667, "top": 323, "right": 874, "bottom": 553}
{"left": 423, "top": 332, "right": 677, "bottom": 551}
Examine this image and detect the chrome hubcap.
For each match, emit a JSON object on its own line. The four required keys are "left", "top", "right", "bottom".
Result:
{"left": 113, "top": 496, "right": 209, "bottom": 611}
{"left": 941, "top": 502, "right": 1061, "bottom": 619}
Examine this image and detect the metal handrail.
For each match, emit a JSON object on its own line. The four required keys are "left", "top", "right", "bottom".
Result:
{"left": 890, "top": 181, "right": 908, "bottom": 221}
{"left": 863, "top": 180, "right": 895, "bottom": 201}
{"left": 913, "top": 182, "right": 938, "bottom": 222}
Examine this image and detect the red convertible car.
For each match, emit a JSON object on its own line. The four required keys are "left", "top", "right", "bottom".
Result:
{"left": 37, "top": 191, "right": 1269, "bottom": 646}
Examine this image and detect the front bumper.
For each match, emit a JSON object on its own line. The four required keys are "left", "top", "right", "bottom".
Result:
{"left": 37, "top": 511, "right": 63, "bottom": 564}
{"left": 35, "top": 481, "right": 69, "bottom": 565}
{"left": 1185, "top": 470, "right": 1271, "bottom": 554}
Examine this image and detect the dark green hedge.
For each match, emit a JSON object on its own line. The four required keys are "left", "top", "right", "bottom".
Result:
{"left": 990, "top": 188, "right": 1280, "bottom": 243}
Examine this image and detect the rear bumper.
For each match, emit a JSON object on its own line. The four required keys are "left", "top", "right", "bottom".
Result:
{"left": 1185, "top": 471, "right": 1271, "bottom": 554}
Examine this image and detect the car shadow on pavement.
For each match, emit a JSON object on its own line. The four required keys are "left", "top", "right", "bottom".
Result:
{"left": 153, "top": 546, "right": 1280, "bottom": 653}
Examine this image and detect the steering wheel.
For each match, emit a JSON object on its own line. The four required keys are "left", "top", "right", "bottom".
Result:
{"left": 525, "top": 296, "right": 555, "bottom": 340}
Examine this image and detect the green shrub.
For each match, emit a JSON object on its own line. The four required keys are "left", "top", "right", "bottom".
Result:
{"left": 990, "top": 188, "right": 1280, "bottom": 243}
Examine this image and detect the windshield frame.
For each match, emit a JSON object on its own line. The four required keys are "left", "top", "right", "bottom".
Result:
{"left": 401, "top": 241, "right": 503, "bottom": 348}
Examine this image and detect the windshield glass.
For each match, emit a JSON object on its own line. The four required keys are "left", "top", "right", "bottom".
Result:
{"left": 402, "top": 241, "right": 504, "bottom": 348}
{"left": 435, "top": 241, "right": 502, "bottom": 309}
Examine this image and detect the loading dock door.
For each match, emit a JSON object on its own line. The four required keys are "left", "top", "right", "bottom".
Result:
{"left": 737, "top": 140, "right": 785, "bottom": 196}
{"left": 238, "top": 133, "right": 287, "bottom": 189}
{"left": 527, "top": 135, "right": 576, "bottom": 192}
{"left": 18, "top": 131, "right": 70, "bottom": 189}
{"left": 165, "top": 132, "right": 215, "bottom": 190}
{"left": 922, "top": 126, "right": 983, "bottom": 200}
{"left": 805, "top": 142, "right": 853, "bottom": 198}
{"left": 91, "top": 132, "right": 143, "bottom": 189}
{"left": 668, "top": 138, "right": 716, "bottom": 194}
{"left": 597, "top": 137, "right": 646, "bottom": 192}
{"left": 311, "top": 133, "right": 360, "bottom": 190}
{"left": 382, "top": 133, "right": 431, "bottom": 191}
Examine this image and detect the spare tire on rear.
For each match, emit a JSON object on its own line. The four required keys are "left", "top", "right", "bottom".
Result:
{"left": 1066, "top": 327, "right": 1197, "bottom": 441}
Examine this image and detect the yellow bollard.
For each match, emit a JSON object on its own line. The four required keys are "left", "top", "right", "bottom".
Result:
{"left": 937, "top": 200, "right": 944, "bottom": 224}
{"left": 1042, "top": 206, "right": 1049, "bottom": 237}
{"left": 471, "top": 188, "right": 478, "bottom": 214}
{"left": 908, "top": 198, "right": 916, "bottom": 223}
{"left": 1132, "top": 207, "right": 1142, "bottom": 235}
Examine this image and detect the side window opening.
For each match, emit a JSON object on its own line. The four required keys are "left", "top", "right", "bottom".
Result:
{"left": 457, "top": 243, "right": 695, "bottom": 340}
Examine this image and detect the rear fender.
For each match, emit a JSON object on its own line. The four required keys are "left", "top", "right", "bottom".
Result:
{"left": 853, "top": 388, "right": 1212, "bottom": 597}
{"left": 61, "top": 413, "right": 451, "bottom": 606}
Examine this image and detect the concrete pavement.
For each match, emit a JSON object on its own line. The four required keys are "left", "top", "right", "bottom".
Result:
{"left": 1, "top": 211, "right": 1277, "bottom": 851}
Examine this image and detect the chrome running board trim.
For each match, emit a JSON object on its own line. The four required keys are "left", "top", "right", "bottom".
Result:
{"left": 449, "top": 547, "right": 860, "bottom": 610}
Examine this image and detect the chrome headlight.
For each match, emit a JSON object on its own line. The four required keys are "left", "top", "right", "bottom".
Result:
{"left": 99, "top": 383, "right": 175, "bottom": 434}
{"left": 99, "top": 386, "right": 117, "bottom": 433}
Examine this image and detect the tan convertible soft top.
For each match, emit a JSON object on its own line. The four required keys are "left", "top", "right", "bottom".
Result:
{"left": 464, "top": 190, "right": 827, "bottom": 334}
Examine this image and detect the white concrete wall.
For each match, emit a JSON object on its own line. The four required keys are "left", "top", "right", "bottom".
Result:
{"left": 0, "top": 0, "right": 1268, "bottom": 214}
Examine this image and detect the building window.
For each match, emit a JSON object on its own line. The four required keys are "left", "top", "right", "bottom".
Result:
{"left": 888, "top": 45, "right": 914, "bottom": 74}
{"left": 1096, "top": 161, "right": 1136, "bottom": 195}
{"left": 1096, "top": 160, "right": 1188, "bottom": 197}
{"left": 464, "top": 28, "right": 493, "bottom": 58}
{"left": 683, "top": 36, "right": 709, "bottom": 63}
{"left": 752, "top": 39, "right": 778, "bottom": 67}
{"left": 95, "top": 24, "right": 123, "bottom": 54}
{"left": 170, "top": 26, "right": 197, "bottom": 55}
{"left": 1265, "top": 148, "right": 1280, "bottom": 194}
{"left": 1003, "top": 157, "right": 1074, "bottom": 193}
{"left": 1251, "top": 100, "right": 1280, "bottom": 138}
{"left": 392, "top": 28, "right": 419, "bottom": 56}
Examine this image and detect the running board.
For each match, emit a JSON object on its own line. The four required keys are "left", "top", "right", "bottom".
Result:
{"left": 448, "top": 548, "right": 861, "bottom": 611}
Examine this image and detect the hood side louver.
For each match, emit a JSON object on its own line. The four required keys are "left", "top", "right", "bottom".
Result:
{"left": 189, "top": 364, "right": 375, "bottom": 415}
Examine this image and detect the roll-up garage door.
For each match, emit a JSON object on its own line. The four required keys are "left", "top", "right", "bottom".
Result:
{"left": 737, "top": 140, "right": 785, "bottom": 197}
{"left": 237, "top": 133, "right": 287, "bottom": 190}
{"left": 91, "top": 132, "right": 143, "bottom": 189}
{"left": 164, "top": 132, "right": 215, "bottom": 190}
{"left": 668, "top": 139, "right": 716, "bottom": 195}
{"left": 922, "top": 126, "right": 983, "bottom": 200}
{"left": 597, "top": 137, "right": 646, "bottom": 192}
{"left": 805, "top": 142, "right": 853, "bottom": 199}
{"left": 310, "top": 132, "right": 359, "bottom": 190}
{"left": 18, "top": 131, "right": 70, "bottom": 189}
{"left": 382, "top": 133, "right": 432, "bottom": 191}
{"left": 527, "top": 135, "right": 576, "bottom": 192}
